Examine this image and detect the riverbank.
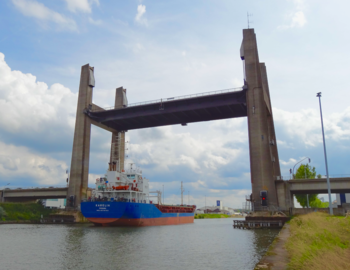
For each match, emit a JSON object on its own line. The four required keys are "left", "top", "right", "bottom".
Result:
{"left": 195, "top": 213, "right": 243, "bottom": 219}
{"left": 0, "top": 202, "right": 54, "bottom": 223}
{"left": 255, "top": 223, "right": 290, "bottom": 269}
{"left": 286, "top": 212, "right": 350, "bottom": 269}
{"left": 256, "top": 212, "right": 350, "bottom": 269}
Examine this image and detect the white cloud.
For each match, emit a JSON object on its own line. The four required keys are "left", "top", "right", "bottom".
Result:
{"left": 88, "top": 17, "right": 102, "bottom": 25}
{"left": 64, "top": 0, "right": 99, "bottom": 13}
{"left": 0, "top": 52, "right": 77, "bottom": 135}
{"left": 0, "top": 141, "right": 67, "bottom": 185}
{"left": 12, "top": 0, "right": 77, "bottom": 31}
{"left": 128, "top": 124, "right": 244, "bottom": 175}
{"left": 278, "top": 0, "right": 307, "bottom": 30}
{"left": 274, "top": 107, "right": 350, "bottom": 147}
{"left": 135, "top": 4, "right": 147, "bottom": 25}
{"left": 291, "top": 11, "right": 307, "bottom": 27}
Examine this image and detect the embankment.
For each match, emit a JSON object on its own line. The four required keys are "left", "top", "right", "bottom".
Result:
{"left": 0, "top": 202, "right": 54, "bottom": 223}
{"left": 195, "top": 213, "right": 243, "bottom": 219}
{"left": 256, "top": 212, "right": 350, "bottom": 269}
{"left": 286, "top": 212, "right": 350, "bottom": 269}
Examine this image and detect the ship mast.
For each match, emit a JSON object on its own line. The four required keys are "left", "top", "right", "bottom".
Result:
{"left": 180, "top": 181, "right": 185, "bottom": 205}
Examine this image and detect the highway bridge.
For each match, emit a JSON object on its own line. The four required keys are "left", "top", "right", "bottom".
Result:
{"left": 0, "top": 187, "right": 68, "bottom": 202}
{"left": 276, "top": 177, "right": 350, "bottom": 209}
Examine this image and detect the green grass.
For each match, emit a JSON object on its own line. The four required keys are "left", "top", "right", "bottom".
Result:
{"left": 194, "top": 213, "right": 231, "bottom": 219}
{"left": 286, "top": 212, "right": 350, "bottom": 269}
{"left": 0, "top": 203, "right": 55, "bottom": 221}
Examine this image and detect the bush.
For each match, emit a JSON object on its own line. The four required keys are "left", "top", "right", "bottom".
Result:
{"left": 0, "top": 203, "right": 54, "bottom": 221}
{"left": 0, "top": 206, "right": 7, "bottom": 217}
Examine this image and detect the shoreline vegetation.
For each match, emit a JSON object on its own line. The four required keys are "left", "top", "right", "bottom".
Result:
{"left": 0, "top": 202, "right": 54, "bottom": 223}
{"left": 286, "top": 212, "right": 350, "bottom": 269}
{"left": 256, "top": 212, "right": 350, "bottom": 269}
{"left": 195, "top": 213, "right": 243, "bottom": 219}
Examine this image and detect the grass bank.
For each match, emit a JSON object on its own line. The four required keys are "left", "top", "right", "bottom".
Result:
{"left": 0, "top": 203, "right": 54, "bottom": 222}
{"left": 195, "top": 213, "right": 234, "bottom": 219}
{"left": 286, "top": 212, "right": 350, "bottom": 269}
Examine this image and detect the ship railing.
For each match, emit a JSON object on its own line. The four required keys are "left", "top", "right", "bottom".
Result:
{"left": 84, "top": 197, "right": 148, "bottom": 204}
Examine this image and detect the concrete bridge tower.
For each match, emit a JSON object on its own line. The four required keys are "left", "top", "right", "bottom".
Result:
{"left": 241, "top": 29, "right": 281, "bottom": 210}
{"left": 67, "top": 65, "right": 126, "bottom": 208}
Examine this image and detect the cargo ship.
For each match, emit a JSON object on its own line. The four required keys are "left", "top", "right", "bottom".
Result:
{"left": 81, "top": 164, "right": 196, "bottom": 226}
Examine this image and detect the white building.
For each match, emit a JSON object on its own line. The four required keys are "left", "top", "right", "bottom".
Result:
{"left": 44, "top": 199, "right": 66, "bottom": 209}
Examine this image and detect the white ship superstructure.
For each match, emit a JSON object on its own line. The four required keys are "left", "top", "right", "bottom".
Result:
{"left": 92, "top": 164, "right": 150, "bottom": 203}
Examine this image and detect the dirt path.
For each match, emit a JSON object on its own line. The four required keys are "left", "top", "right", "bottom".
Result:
{"left": 255, "top": 223, "right": 290, "bottom": 270}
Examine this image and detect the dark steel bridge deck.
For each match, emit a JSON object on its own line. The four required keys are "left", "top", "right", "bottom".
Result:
{"left": 85, "top": 87, "right": 247, "bottom": 131}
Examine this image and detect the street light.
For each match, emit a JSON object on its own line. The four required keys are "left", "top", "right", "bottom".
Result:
{"left": 292, "top": 157, "right": 311, "bottom": 179}
{"left": 317, "top": 92, "right": 333, "bottom": 215}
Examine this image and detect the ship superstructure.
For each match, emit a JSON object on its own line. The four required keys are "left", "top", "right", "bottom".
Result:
{"left": 92, "top": 163, "right": 150, "bottom": 204}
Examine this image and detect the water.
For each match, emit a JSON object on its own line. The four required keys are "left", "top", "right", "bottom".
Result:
{"left": 0, "top": 218, "right": 279, "bottom": 270}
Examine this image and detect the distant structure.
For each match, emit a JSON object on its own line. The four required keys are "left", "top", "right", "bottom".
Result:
{"left": 66, "top": 29, "right": 281, "bottom": 211}
{"left": 44, "top": 198, "right": 66, "bottom": 209}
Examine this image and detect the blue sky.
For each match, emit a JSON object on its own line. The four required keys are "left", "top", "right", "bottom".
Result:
{"left": 0, "top": 0, "right": 349, "bottom": 207}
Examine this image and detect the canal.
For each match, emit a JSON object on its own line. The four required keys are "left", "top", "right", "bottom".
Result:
{"left": 0, "top": 218, "right": 279, "bottom": 270}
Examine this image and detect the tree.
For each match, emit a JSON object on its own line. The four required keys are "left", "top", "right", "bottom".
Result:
{"left": 294, "top": 164, "right": 320, "bottom": 208}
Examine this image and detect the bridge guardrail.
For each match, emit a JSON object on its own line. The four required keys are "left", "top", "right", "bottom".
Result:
{"left": 277, "top": 174, "right": 350, "bottom": 181}
{"left": 91, "top": 86, "right": 244, "bottom": 112}
{"left": 0, "top": 185, "right": 68, "bottom": 190}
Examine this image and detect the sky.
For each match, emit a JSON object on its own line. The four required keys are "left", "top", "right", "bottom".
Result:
{"left": 0, "top": 0, "right": 349, "bottom": 208}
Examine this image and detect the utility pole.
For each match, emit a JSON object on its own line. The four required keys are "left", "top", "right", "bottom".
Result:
{"left": 305, "top": 165, "right": 309, "bottom": 208}
{"left": 317, "top": 92, "right": 333, "bottom": 215}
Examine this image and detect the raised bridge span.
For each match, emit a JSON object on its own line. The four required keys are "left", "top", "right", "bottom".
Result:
{"left": 85, "top": 87, "right": 247, "bottom": 131}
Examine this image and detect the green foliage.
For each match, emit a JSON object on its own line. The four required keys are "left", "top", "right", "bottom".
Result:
{"left": 195, "top": 213, "right": 231, "bottom": 219}
{"left": 295, "top": 164, "right": 316, "bottom": 179}
{"left": 0, "top": 206, "right": 7, "bottom": 217}
{"left": 0, "top": 203, "right": 54, "bottom": 221}
{"left": 310, "top": 198, "right": 329, "bottom": 208}
{"left": 295, "top": 164, "right": 320, "bottom": 208}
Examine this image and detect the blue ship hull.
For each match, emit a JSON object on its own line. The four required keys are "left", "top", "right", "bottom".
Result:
{"left": 81, "top": 202, "right": 195, "bottom": 226}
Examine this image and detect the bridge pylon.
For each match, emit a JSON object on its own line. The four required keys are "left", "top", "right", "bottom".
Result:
{"left": 241, "top": 29, "right": 281, "bottom": 211}
{"left": 67, "top": 65, "right": 125, "bottom": 209}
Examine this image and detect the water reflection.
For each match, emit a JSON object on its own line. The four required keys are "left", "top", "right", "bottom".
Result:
{"left": 1, "top": 219, "right": 279, "bottom": 270}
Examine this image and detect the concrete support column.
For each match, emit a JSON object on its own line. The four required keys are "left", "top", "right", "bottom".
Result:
{"left": 241, "top": 29, "right": 280, "bottom": 210}
{"left": 260, "top": 63, "right": 281, "bottom": 183}
{"left": 109, "top": 87, "right": 127, "bottom": 171}
{"left": 67, "top": 64, "right": 94, "bottom": 208}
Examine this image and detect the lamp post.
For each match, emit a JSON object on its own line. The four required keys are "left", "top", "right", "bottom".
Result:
{"left": 292, "top": 157, "right": 311, "bottom": 179}
{"left": 317, "top": 92, "right": 333, "bottom": 215}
